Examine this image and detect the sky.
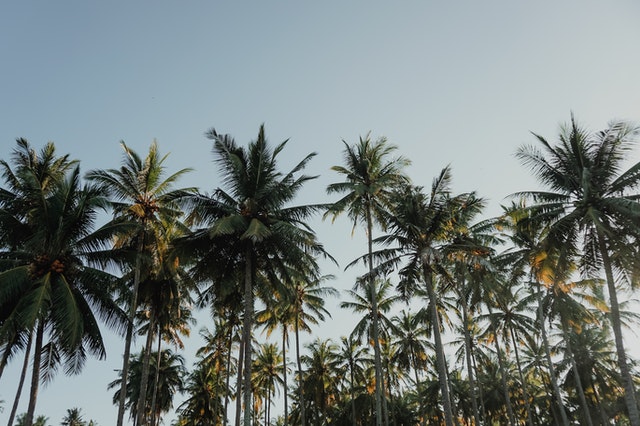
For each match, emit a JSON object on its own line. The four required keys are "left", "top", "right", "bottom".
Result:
{"left": 1, "top": 1, "right": 640, "bottom": 424}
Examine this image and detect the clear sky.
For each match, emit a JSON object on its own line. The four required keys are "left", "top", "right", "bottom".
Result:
{"left": 1, "top": 2, "right": 640, "bottom": 425}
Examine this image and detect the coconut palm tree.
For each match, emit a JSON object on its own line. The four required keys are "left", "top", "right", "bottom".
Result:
{"left": 252, "top": 343, "right": 285, "bottom": 425}
{"left": 0, "top": 160, "right": 126, "bottom": 426}
{"left": 61, "top": 408, "right": 86, "bottom": 426}
{"left": 373, "top": 168, "right": 486, "bottom": 426}
{"left": 325, "top": 134, "right": 410, "bottom": 426}
{"left": 86, "top": 140, "right": 193, "bottom": 426}
{"left": 256, "top": 270, "right": 337, "bottom": 426}
{"left": 514, "top": 116, "right": 640, "bottom": 425}
{"left": 300, "top": 338, "right": 341, "bottom": 426}
{"left": 389, "top": 309, "right": 432, "bottom": 424}
{"left": 109, "top": 349, "right": 185, "bottom": 424}
{"left": 183, "top": 125, "right": 330, "bottom": 426}
{"left": 336, "top": 335, "right": 368, "bottom": 426}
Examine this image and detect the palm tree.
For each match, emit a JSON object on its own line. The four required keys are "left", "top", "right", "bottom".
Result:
{"left": 61, "top": 408, "right": 86, "bottom": 426}
{"left": 256, "top": 270, "right": 337, "bottom": 426}
{"left": 184, "top": 125, "right": 330, "bottom": 426}
{"left": 109, "top": 349, "right": 185, "bottom": 424}
{"left": 515, "top": 116, "right": 640, "bottom": 425}
{"left": 389, "top": 310, "right": 432, "bottom": 424}
{"left": 176, "top": 360, "right": 227, "bottom": 426}
{"left": 374, "top": 169, "right": 487, "bottom": 426}
{"left": 336, "top": 335, "right": 369, "bottom": 426}
{"left": 325, "top": 134, "right": 410, "bottom": 426}
{"left": 0, "top": 140, "right": 77, "bottom": 426}
{"left": 252, "top": 343, "right": 285, "bottom": 425}
{"left": 0, "top": 161, "right": 126, "bottom": 426}
{"left": 86, "top": 140, "right": 193, "bottom": 426}
{"left": 300, "top": 338, "right": 341, "bottom": 426}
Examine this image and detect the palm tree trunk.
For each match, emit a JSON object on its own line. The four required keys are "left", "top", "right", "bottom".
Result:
{"left": 235, "top": 335, "right": 244, "bottom": 426}
{"left": 137, "top": 314, "right": 156, "bottom": 425}
{"left": 224, "top": 320, "right": 234, "bottom": 426}
{"left": 118, "top": 233, "right": 145, "bottom": 426}
{"left": 295, "top": 313, "right": 306, "bottom": 426}
{"left": 24, "top": 321, "right": 44, "bottom": 426}
{"left": 7, "top": 331, "right": 32, "bottom": 426}
{"left": 350, "top": 363, "right": 357, "bottom": 426}
{"left": 486, "top": 305, "right": 516, "bottom": 426}
{"left": 149, "top": 329, "right": 163, "bottom": 426}
{"left": 461, "top": 302, "right": 481, "bottom": 426}
{"left": 282, "top": 328, "right": 288, "bottom": 426}
{"left": 560, "top": 321, "right": 594, "bottom": 426}
{"left": 509, "top": 328, "right": 535, "bottom": 426}
{"left": 422, "top": 266, "right": 455, "bottom": 426}
{"left": 365, "top": 209, "right": 385, "bottom": 426}
{"left": 242, "top": 249, "right": 254, "bottom": 426}
{"left": 535, "top": 281, "right": 569, "bottom": 426}
{"left": 597, "top": 231, "right": 640, "bottom": 426}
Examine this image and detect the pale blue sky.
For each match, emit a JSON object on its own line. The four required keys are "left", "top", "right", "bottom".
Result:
{"left": 1, "top": 2, "right": 640, "bottom": 425}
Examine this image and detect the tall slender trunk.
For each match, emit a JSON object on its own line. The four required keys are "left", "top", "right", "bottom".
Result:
{"left": 535, "top": 281, "right": 569, "bottom": 426}
{"left": 597, "top": 231, "right": 640, "bottom": 426}
{"left": 461, "top": 301, "right": 482, "bottom": 426}
{"left": 118, "top": 232, "right": 145, "bottom": 426}
{"left": 365, "top": 209, "right": 385, "bottom": 426}
{"left": 24, "top": 322, "right": 44, "bottom": 426}
{"left": 149, "top": 329, "right": 163, "bottom": 426}
{"left": 295, "top": 312, "right": 306, "bottom": 426}
{"left": 224, "top": 320, "right": 234, "bottom": 426}
{"left": 350, "top": 361, "right": 357, "bottom": 426}
{"left": 282, "top": 328, "right": 288, "bottom": 426}
{"left": 509, "top": 327, "right": 535, "bottom": 426}
{"left": 7, "top": 331, "right": 33, "bottom": 426}
{"left": 560, "top": 320, "right": 594, "bottom": 426}
{"left": 137, "top": 313, "right": 156, "bottom": 425}
{"left": 422, "top": 266, "right": 455, "bottom": 426}
{"left": 486, "top": 305, "right": 516, "bottom": 426}
{"left": 411, "top": 350, "right": 426, "bottom": 426}
{"left": 235, "top": 336, "right": 244, "bottom": 426}
{"left": 242, "top": 250, "right": 254, "bottom": 426}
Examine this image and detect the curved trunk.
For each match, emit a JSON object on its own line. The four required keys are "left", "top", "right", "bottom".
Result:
{"left": 24, "top": 321, "right": 44, "bottom": 426}
{"left": 535, "top": 281, "right": 570, "bottom": 426}
{"left": 242, "top": 249, "right": 254, "bottom": 426}
{"left": 560, "top": 320, "right": 594, "bottom": 426}
{"left": 7, "top": 331, "right": 33, "bottom": 426}
{"left": 365, "top": 209, "right": 385, "bottom": 426}
{"left": 137, "top": 313, "right": 156, "bottom": 425}
{"left": 118, "top": 233, "right": 145, "bottom": 426}
{"left": 462, "top": 301, "right": 482, "bottom": 426}
{"left": 486, "top": 305, "right": 516, "bottom": 426}
{"left": 509, "top": 327, "right": 535, "bottom": 426}
{"left": 597, "top": 231, "right": 640, "bottom": 426}
{"left": 422, "top": 266, "right": 455, "bottom": 426}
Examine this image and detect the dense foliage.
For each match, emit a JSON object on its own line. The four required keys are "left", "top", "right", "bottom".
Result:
{"left": 1, "top": 117, "right": 640, "bottom": 426}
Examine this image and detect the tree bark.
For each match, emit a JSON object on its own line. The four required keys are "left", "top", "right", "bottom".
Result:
{"left": 136, "top": 313, "right": 156, "bottom": 425}
{"left": 365, "top": 209, "right": 385, "bottom": 426}
{"left": 7, "top": 331, "right": 32, "bottom": 426}
{"left": 486, "top": 305, "right": 516, "bottom": 426}
{"left": 24, "top": 322, "right": 44, "bottom": 426}
{"left": 597, "top": 231, "right": 640, "bottom": 426}
{"left": 422, "top": 266, "right": 455, "bottom": 426}
{"left": 242, "top": 250, "right": 254, "bottom": 426}
{"left": 535, "top": 282, "right": 569, "bottom": 426}
{"left": 118, "top": 232, "right": 145, "bottom": 426}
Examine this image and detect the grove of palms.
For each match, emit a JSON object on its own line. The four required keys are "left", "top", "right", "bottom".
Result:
{"left": 2, "top": 116, "right": 640, "bottom": 426}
